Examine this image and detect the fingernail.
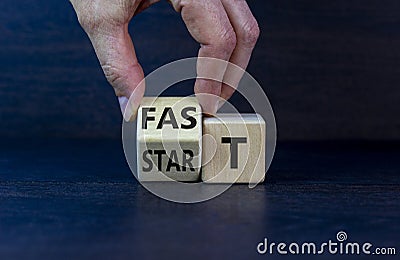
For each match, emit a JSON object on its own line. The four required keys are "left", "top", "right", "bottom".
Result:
{"left": 202, "top": 102, "right": 219, "bottom": 116}
{"left": 119, "top": 96, "right": 138, "bottom": 122}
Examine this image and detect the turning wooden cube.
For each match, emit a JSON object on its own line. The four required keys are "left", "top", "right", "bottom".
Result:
{"left": 201, "top": 114, "right": 266, "bottom": 184}
{"left": 137, "top": 97, "right": 202, "bottom": 182}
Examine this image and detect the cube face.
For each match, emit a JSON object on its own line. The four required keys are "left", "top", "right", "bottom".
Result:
{"left": 201, "top": 114, "right": 266, "bottom": 184}
{"left": 137, "top": 97, "right": 202, "bottom": 182}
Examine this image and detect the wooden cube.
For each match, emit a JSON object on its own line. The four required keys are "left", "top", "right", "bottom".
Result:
{"left": 137, "top": 97, "right": 202, "bottom": 182}
{"left": 201, "top": 114, "right": 266, "bottom": 184}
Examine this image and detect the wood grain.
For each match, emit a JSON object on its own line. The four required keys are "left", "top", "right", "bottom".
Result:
{"left": 202, "top": 114, "right": 266, "bottom": 183}
{"left": 136, "top": 97, "right": 201, "bottom": 182}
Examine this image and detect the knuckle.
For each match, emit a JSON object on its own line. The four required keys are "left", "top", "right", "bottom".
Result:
{"left": 214, "top": 28, "right": 237, "bottom": 55}
{"left": 237, "top": 18, "right": 260, "bottom": 48}
{"left": 101, "top": 63, "right": 126, "bottom": 86}
{"left": 73, "top": 1, "right": 128, "bottom": 34}
{"left": 76, "top": 13, "right": 100, "bottom": 33}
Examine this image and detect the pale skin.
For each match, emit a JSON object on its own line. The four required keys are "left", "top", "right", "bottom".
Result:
{"left": 69, "top": 0, "right": 260, "bottom": 120}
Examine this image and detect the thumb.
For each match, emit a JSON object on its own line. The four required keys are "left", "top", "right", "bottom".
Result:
{"left": 87, "top": 24, "right": 145, "bottom": 121}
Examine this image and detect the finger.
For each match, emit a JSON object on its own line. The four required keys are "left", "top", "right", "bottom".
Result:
{"left": 90, "top": 27, "right": 145, "bottom": 121}
{"left": 172, "top": 0, "right": 237, "bottom": 115}
{"left": 219, "top": 0, "right": 260, "bottom": 102}
{"left": 70, "top": 0, "right": 145, "bottom": 121}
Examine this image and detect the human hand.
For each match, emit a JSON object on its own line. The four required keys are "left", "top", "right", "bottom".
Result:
{"left": 70, "top": 0, "right": 259, "bottom": 120}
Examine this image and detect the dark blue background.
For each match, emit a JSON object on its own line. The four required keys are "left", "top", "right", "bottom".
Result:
{"left": 1, "top": 0, "right": 400, "bottom": 140}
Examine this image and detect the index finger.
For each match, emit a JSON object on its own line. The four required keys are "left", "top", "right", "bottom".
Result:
{"left": 172, "top": 0, "right": 237, "bottom": 115}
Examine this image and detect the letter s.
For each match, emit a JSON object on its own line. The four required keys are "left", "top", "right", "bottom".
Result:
{"left": 181, "top": 107, "right": 197, "bottom": 129}
{"left": 142, "top": 150, "right": 153, "bottom": 172}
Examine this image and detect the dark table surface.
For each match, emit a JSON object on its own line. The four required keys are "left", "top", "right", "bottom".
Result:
{"left": 0, "top": 139, "right": 399, "bottom": 259}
